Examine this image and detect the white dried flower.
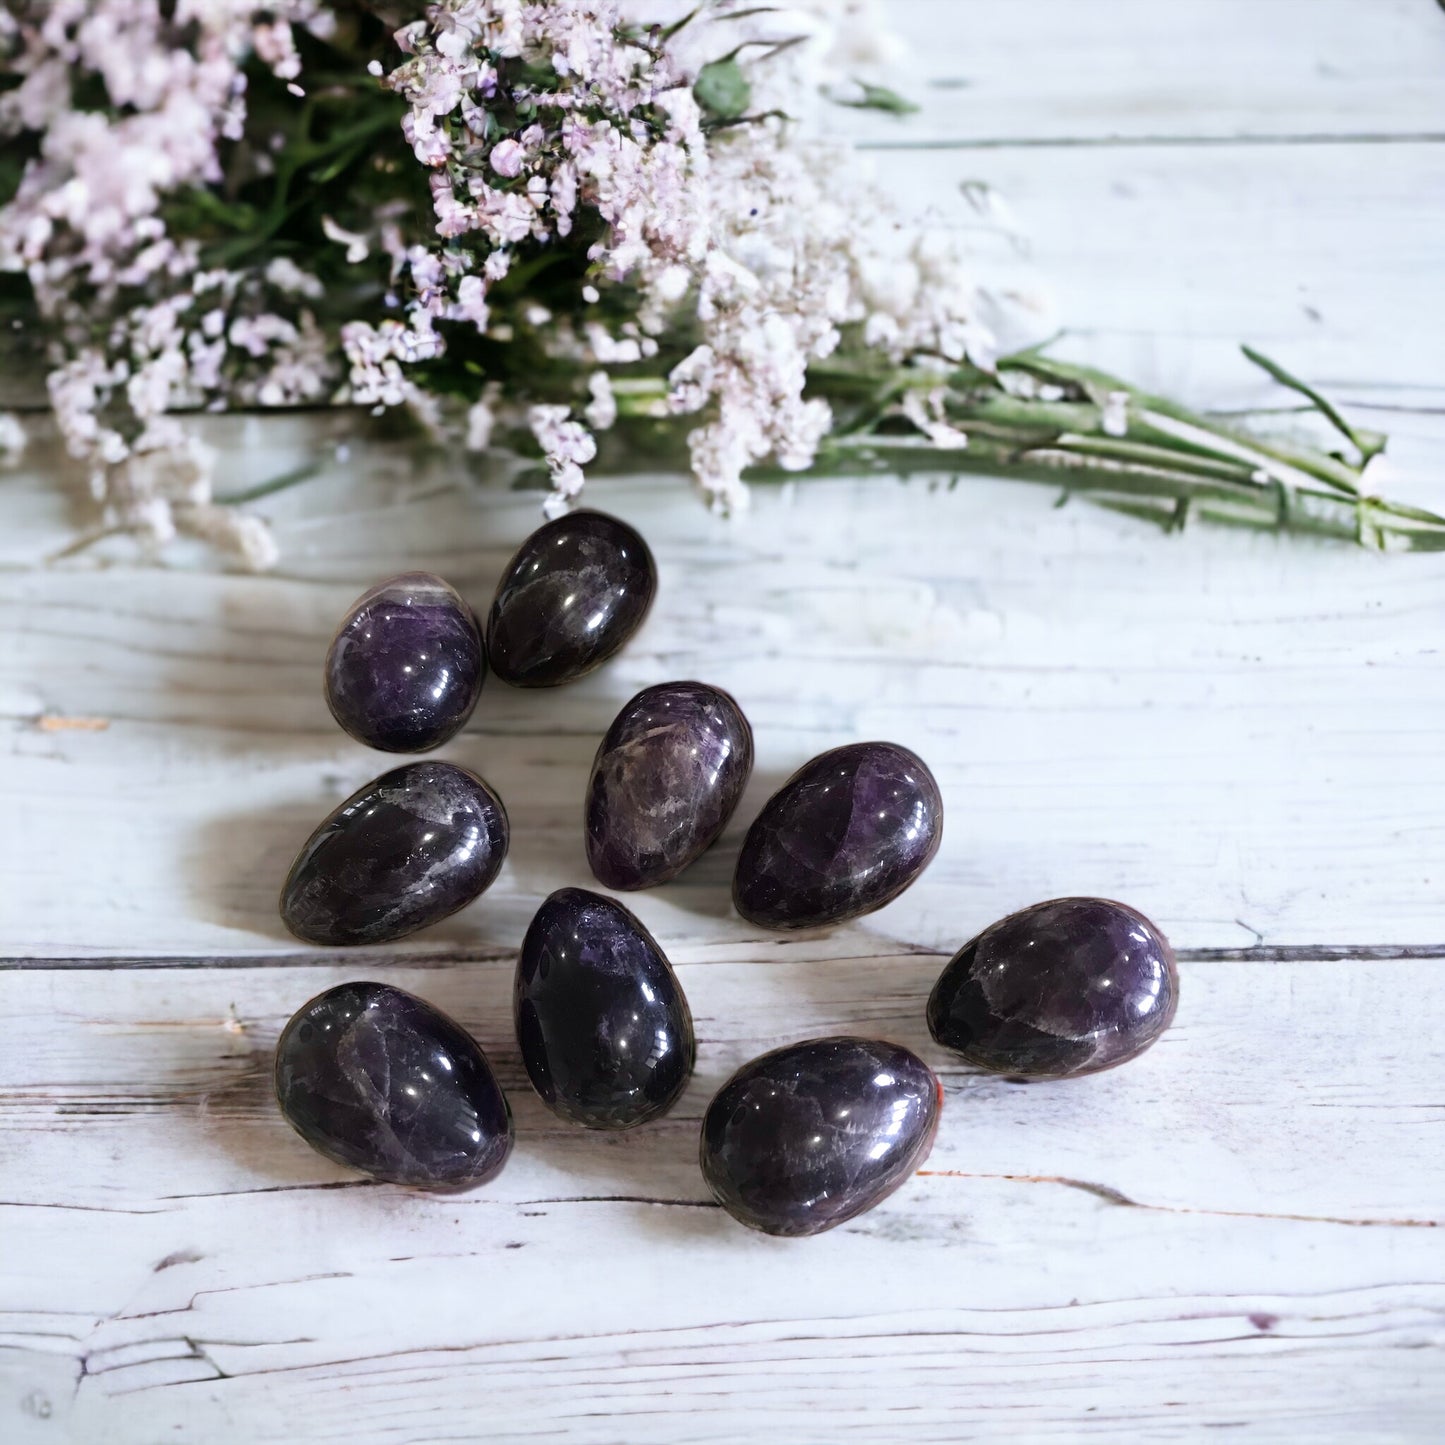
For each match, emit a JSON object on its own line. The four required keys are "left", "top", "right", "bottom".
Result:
{"left": 902, "top": 389, "right": 969, "bottom": 450}
{"left": 253, "top": 20, "right": 302, "bottom": 82}
{"left": 182, "top": 504, "right": 281, "bottom": 571}
{"left": 321, "top": 215, "right": 369, "bottom": 264}
{"left": 0, "top": 413, "right": 28, "bottom": 464}
{"left": 584, "top": 371, "right": 618, "bottom": 431}
{"left": 465, "top": 384, "right": 503, "bottom": 451}
{"left": 490, "top": 138, "right": 526, "bottom": 177}
{"left": 1101, "top": 390, "right": 1129, "bottom": 438}
{"left": 264, "top": 257, "right": 324, "bottom": 298}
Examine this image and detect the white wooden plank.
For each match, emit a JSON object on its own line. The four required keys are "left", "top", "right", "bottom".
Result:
{"left": 874, "top": 140, "right": 1445, "bottom": 461}
{"left": 3, "top": 440, "right": 1445, "bottom": 958}
{"left": 6, "top": 951, "right": 1444, "bottom": 1217}
{"left": 0, "top": 954, "right": 1441, "bottom": 1443}
{"left": 838, "top": 0, "right": 1445, "bottom": 145}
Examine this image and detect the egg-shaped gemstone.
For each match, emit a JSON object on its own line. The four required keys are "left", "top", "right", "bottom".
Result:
{"left": 927, "top": 897, "right": 1178, "bottom": 1079}
{"left": 280, "top": 761, "right": 508, "bottom": 946}
{"left": 486, "top": 510, "right": 656, "bottom": 687}
{"left": 732, "top": 742, "right": 942, "bottom": 930}
{"left": 515, "top": 887, "right": 694, "bottom": 1128}
{"left": 700, "top": 1037, "right": 941, "bottom": 1237}
{"left": 275, "top": 982, "right": 512, "bottom": 1188}
{"left": 324, "top": 572, "right": 485, "bottom": 752}
{"left": 586, "top": 681, "right": 754, "bottom": 890}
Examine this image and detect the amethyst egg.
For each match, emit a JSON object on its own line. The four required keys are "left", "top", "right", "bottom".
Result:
{"left": 324, "top": 572, "right": 485, "bottom": 752}
{"left": 586, "top": 681, "right": 753, "bottom": 890}
{"left": 487, "top": 510, "right": 656, "bottom": 687}
{"left": 275, "top": 982, "right": 512, "bottom": 1189}
{"left": 280, "top": 761, "right": 508, "bottom": 946}
{"left": 927, "top": 897, "right": 1179, "bottom": 1079}
{"left": 516, "top": 888, "right": 694, "bottom": 1128}
{"left": 700, "top": 1037, "right": 942, "bottom": 1237}
{"left": 732, "top": 742, "right": 942, "bottom": 930}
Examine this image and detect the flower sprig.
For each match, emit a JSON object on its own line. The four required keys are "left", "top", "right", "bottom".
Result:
{"left": 796, "top": 346, "right": 1443, "bottom": 550}
{"left": 1, "top": 0, "right": 1440, "bottom": 563}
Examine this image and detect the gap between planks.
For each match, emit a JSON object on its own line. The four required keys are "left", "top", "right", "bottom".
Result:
{"left": 3, "top": 942, "right": 1445, "bottom": 971}
{"left": 860, "top": 131, "right": 1445, "bottom": 151}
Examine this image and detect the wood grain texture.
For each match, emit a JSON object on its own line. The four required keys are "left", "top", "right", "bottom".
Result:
{"left": 3, "top": 449, "right": 1445, "bottom": 958}
{"left": 839, "top": 0, "right": 1445, "bottom": 146}
{"left": 2, "top": 955, "right": 1442, "bottom": 1443}
{"left": 3, "top": 1, "right": 1444, "bottom": 1440}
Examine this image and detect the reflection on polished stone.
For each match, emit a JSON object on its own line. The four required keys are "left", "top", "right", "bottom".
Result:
{"left": 928, "top": 897, "right": 1178, "bottom": 1078}
{"left": 487, "top": 510, "right": 655, "bottom": 687}
{"left": 733, "top": 742, "right": 942, "bottom": 929}
{"left": 280, "top": 761, "right": 508, "bottom": 945}
{"left": 516, "top": 887, "right": 694, "bottom": 1128}
{"left": 275, "top": 981, "right": 513, "bottom": 1189}
{"left": 700, "top": 1036, "right": 941, "bottom": 1236}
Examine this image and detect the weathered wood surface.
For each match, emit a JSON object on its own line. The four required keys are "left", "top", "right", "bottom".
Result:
{"left": 5, "top": 453, "right": 1445, "bottom": 959}
{"left": 2, "top": 2, "right": 1444, "bottom": 1441}
{"left": 842, "top": 0, "right": 1445, "bottom": 147}
{"left": 3, "top": 955, "right": 1443, "bottom": 1443}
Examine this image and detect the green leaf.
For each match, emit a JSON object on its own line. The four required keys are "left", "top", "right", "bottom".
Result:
{"left": 215, "top": 463, "right": 320, "bottom": 506}
{"left": 695, "top": 57, "right": 751, "bottom": 120}
{"left": 834, "top": 81, "right": 918, "bottom": 116}
{"left": 1241, "top": 343, "right": 1385, "bottom": 463}
{"left": 660, "top": 5, "right": 704, "bottom": 40}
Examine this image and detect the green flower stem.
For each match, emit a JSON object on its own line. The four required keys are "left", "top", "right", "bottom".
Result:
{"left": 783, "top": 347, "right": 1444, "bottom": 548}
{"left": 997, "top": 352, "right": 1367, "bottom": 493}
{"left": 747, "top": 432, "right": 1443, "bottom": 549}
{"left": 595, "top": 345, "right": 1445, "bottom": 550}
{"left": 215, "top": 462, "right": 321, "bottom": 506}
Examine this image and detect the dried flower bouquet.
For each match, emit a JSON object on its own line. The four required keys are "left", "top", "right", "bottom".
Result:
{"left": 2, "top": 0, "right": 1440, "bottom": 567}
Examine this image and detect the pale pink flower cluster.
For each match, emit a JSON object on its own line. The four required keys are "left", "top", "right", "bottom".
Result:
{"left": 3, "top": 0, "right": 1016, "bottom": 554}
{"left": 371, "top": 1, "right": 733, "bottom": 475}
{"left": 529, "top": 403, "right": 599, "bottom": 515}
{"left": 369, "top": 0, "right": 711, "bottom": 501}
{"left": 0, "top": 0, "right": 331, "bottom": 566}
{"left": 382, "top": 0, "right": 999, "bottom": 511}
{"left": 654, "top": 6, "right": 1001, "bottom": 504}
{"left": 667, "top": 117, "right": 999, "bottom": 507}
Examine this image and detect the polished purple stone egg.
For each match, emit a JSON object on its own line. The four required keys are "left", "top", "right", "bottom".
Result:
{"left": 732, "top": 741, "right": 942, "bottom": 930}
{"left": 275, "top": 981, "right": 512, "bottom": 1189}
{"left": 279, "top": 760, "right": 508, "bottom": 946}
{"left": 515, "top": 887, "right": 694, "bottom": 1129}
{"left": 324, "top": 572, "right": 485, "bottom": 752}
{"left": 927, "top": 896, "right": 1178, "bottom": 1079}
{"left": 586, "top": 681, "right": 754, "bottom": 890}
{"left": 700, "top": 1036, "right": 942, "bottom": 1237}
{"left": 487, "top": 510, "right": 656, "bottom": 687}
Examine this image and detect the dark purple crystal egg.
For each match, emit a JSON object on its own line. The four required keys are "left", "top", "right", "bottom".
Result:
{"left": 324, "top": 572, "right": 485, "bottom": 752}
{"left": 927, "top": 897, "right": 1178, "bottom": 1079}
{"left": 732, "top": 742, "right": 942, "bottom": 930}
{"left": 279, "top": 761, "right": 508, "bottom": 946}
{"left": 487, "top": 510, "right": 656, "bottom": 687}
{"left": 586, "top": 681, "right": 753, "bottom": 890}
{"left": 275, "top": 982, "right": 512, "bottom": 1189}
{"left": 700, "top": 1037, "right": 941, "bottom": 1237}
{"left": 515, "top": 887, "right": 694, "bottom": 1129}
